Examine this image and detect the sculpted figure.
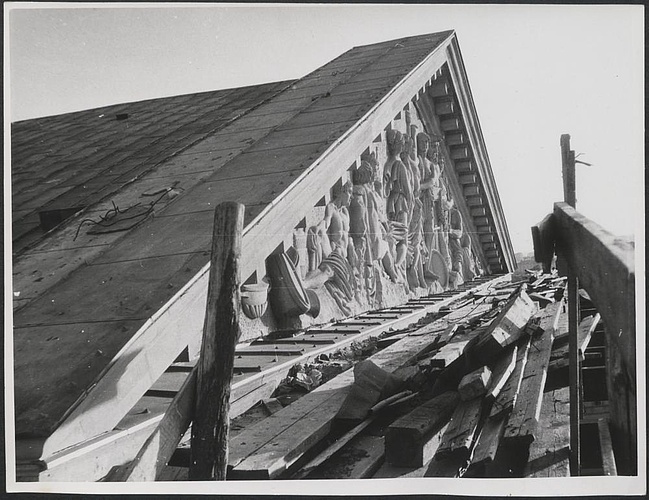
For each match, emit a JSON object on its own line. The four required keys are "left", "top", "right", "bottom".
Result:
{"left": 383, "top": 129, "right": 412, "bottom": 277}
{"left": 351, "top": 161, "right": 402, "bottom": 285}
{"left": 460, "top": 233, "right": 477, "bottom": 282}
{"left": 448, "top": 206, "right": 465, "bottom": 288}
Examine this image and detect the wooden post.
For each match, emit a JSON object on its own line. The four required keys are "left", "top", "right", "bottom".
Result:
{"left": 561, "top": 134, "right": 580, "bottom": 475}
{"left": 189, "top": 202, "right": 244, "bottom": 480}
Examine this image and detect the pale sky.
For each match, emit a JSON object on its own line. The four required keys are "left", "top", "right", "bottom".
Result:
{"left": 5, "top": 3, "right": 645, "bottom": 255}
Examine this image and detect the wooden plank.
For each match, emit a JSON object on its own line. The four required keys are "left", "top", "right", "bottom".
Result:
{"left": 312, "top": 435, "right": 385, "bottom": 479}
{"left": 468, "top": 413, "right": 508, "bottom": 473}
{"left": 109, "top": 369, "right": 197, "bottom": 481}
{"left": 435, "top": 397, "right": 483, "bottom": 460}
{"left": 502, "top": 302, "right": 562, "bottom": 445}
{"left": 385, "top": 391, "right": 459, "bottom": 467}
{"left": 484, "top": 344, "right": 517, "bottom": 403}
{"left": 292, "top": 416, "right": 376, "bottom": 479}
{"left": 524, "top": 386, "right": 571, "bottom": 477}
{"left": 597, "top": 419, "right": 618, "bottom": 476}
{"left": 567, "top": 271, "right": 581, "bottom": 475}
{"left": 490, "top": 337, "right": 531, "bottom": 418}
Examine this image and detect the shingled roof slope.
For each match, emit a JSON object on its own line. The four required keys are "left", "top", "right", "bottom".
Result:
{"left": 11, "top": 81, "right": 293, "bottom": 253}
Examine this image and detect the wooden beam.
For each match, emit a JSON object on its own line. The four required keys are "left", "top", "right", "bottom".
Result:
{"left": 458, "top": 366, "right": 491, "bottom": 401}
{"left": 435, "top": 397, "right": 482, "bottom": 460}
{"left": 189, "top": 202, "right": 244, "bottom": 480}
{"left": 385, "top": 391, "right": 459, "bottom": 467}
{"left": 553, "top": 201, "right": 636, "bottom": 474}
{"left": 560, "top": 134, "right": 576, "bottom": 208}
{"left": 531, "top": 213, "right": 555, "bottom": 273}
{"left": 502, "top": 302, "right": 562, "bottom": 445}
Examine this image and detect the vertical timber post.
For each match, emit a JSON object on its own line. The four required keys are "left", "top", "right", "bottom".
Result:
{"left": 189, "top": 202, "right": 245, "bottom": 480}
{"left": 561, "top": 134, "right": 580, "bottom": 475}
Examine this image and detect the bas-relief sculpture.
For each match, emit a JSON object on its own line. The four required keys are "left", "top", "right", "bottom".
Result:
{"left": 265, "top": 102, "right": 480, "bottom": 323}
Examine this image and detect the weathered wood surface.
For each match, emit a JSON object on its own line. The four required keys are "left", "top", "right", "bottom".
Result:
{"left": 467, "top": 413, "right": 508, "bottom": 475}
{"left": 552, "top": 201, "right": 635, "bottom": 473}
{"left": 311, "top": 435, "right": 385, "bottom": 479}
{"left": 531, "top": 213, "right": 555, "bottom": 273}
{"left": 524, "top": 386, "right": 571, "bottom": 477}
{"left": 100, "top": 279, "right": 501, "bottom": 482}
{"left": 490, "top": 337, "right": 531, "bottom": 418}
{"left": 597, "top": 419, "right": 618, "bottom": 476}
{"left": 228, "top": 299, "right": 487, "bottom": 479}
{"left": 334, "top": 360, "right": 404, "bottom": 423}
{"left": 432, "top": 290, "right": 534, "bottom": 396}
{"left": 108, "top": 369, "right": 197, "bottom": 482}
{"left": 484, "top": 344, "right": 517, "bottom": 403}
{"left": 385, "top": 391, "right": 459, "bottom": 467}
{"left": 435, "top": 396, "right": 483, "bottom": 460}
{"left": 458, "top": 366, "right": 492, "bottom": 401}
{"left": 189, "top": 202, "right": 244, "bottom": 480}
{"left": 466, "top": 287, "right": 536, "bottom": 367}
{"left": 292, "top": 416, "right": 376, "bottom": 479}
{"left": 502, "top": 302, "right": 562, "bottom": 445}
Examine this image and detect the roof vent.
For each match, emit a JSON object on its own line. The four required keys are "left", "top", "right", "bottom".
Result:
{"left": 115, "top": 113, "right": 129, "bottom": 121}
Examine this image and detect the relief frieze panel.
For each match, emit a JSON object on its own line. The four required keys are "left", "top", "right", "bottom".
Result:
{"left": 241, "top": 99, "right": 482, "bottom": 334}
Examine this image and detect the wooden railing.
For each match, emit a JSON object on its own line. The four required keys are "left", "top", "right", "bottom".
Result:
{"left": 532, "top": 135, "right": 636, "bottom": 475}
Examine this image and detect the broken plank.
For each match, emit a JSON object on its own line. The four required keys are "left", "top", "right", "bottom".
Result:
{"left": 502, "top": 302, "right": 562, "bottom": 446}
{"left": 489, "top": 336, "right": 531, "bottom": 419}
{"left": 385, "top": 391, "right": 459, "bottom": 467}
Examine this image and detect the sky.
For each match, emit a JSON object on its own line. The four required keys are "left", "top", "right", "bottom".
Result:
{"left": 5, "top": 3, "right": 645, "bottom": 256}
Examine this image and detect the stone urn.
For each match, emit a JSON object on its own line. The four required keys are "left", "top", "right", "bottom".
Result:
{"left": 240, "top": 281, "right": 269, "bottom": 320}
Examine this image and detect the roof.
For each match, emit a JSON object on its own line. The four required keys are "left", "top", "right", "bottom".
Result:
{"left": 11, "top": 30, "right": 515, "bottom": 456}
